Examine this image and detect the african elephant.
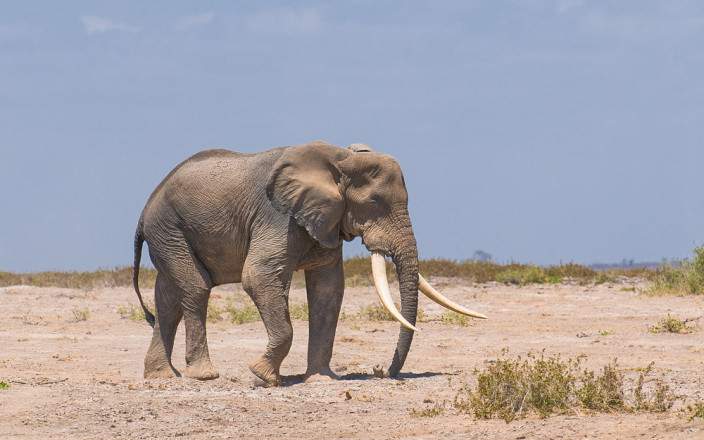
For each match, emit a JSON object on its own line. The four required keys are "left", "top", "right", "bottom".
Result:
{"left": 132, "top": 141, "right": 485, "bottom": 385}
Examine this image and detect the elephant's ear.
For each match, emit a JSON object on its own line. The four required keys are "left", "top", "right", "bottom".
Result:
{"left": 266, "top": 143, "right": 348, "bottom": 248}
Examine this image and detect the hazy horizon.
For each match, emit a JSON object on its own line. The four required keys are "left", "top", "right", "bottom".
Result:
{"left": 1, "top": 1, "right": 702, "bottom": 272}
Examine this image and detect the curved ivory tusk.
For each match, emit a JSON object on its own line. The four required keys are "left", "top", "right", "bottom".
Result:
{"left": 370, "top": 253, "right": 420, "bottom": 332}
{"left": 418, "top": 274, "right": 488, "bottom": 319}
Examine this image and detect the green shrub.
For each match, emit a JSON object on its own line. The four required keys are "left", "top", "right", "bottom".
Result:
{"left": 575, "top": 360, "right": 625, "bottom": 411}
{"left": 454, "top": 351, "right": 675, "bottom": 422}
{"left": 0, "top": 381, "right": 8, "bottom": 390}
{"left": 454, "top": 351, "right": 578, "bottom": 421}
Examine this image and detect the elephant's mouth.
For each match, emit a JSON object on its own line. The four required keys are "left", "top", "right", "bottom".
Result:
{"left": 369, "top": 252, "right": 487, "bottom": 331}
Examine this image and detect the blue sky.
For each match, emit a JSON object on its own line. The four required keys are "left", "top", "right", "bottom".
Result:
{"left": 1, "top": 1, "right": 702, "bottom": 271}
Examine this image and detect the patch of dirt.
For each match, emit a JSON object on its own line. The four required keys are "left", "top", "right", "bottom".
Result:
{"left": 1, "top": 282, "right": 704, "bottom": 439}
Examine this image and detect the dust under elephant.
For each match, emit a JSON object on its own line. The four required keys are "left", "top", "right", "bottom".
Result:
{"left": 132, "top": 141, "right": 486, "bottom": 386}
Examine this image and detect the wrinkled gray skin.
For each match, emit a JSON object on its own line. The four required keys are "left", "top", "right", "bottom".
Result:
{"left": 133, "top": 141, "right": 419, "bottom": 385}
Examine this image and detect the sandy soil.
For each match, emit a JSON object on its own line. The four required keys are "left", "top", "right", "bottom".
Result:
{"left": 2, "top": 280, "right": 704, "bottom": 439}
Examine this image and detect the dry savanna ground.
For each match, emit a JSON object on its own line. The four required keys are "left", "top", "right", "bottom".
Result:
{"left": 2, "top": 278, "right": 704, "bottom": 439}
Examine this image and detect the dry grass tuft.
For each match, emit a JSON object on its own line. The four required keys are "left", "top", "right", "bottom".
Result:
{"left": 70, "top": 308, "right": 90, "bottom": 322}
{"left": 409, "top": 401, "right": 445, "bottom": 418}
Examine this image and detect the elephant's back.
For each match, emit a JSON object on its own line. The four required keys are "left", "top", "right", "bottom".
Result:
{"left": 141, "top": 147, "right": 285, "bottom": 232}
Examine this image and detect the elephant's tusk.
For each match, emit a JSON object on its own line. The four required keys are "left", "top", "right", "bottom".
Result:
{"left": 371, "top": 253, "right": 420, "bottom": 332}
{"left": 418, "top": 274, "right": 488, "bottom": 319}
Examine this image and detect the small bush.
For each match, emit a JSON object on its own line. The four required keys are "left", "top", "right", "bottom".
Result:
{"left": 71, "top": 308, "right": 90, "bottom": 322}
{"left": 225, "top": 301, "right": 260, "bottom": 324}
{"left": 648, "top": 315, "right": 695, "bottom": 334}
{"left": 576, "top": 360, "right": 625, "bottom": 411}
{"left": 454, "top": 351, "right": 675, "bottom": 422}
{"left": 0, "top": 381, "right": 8, "bottom": 390}
{"left": 687, "top": 402, "right": 704, "bottom": 421}
{"left": 454, "top": 351, "right": 578, "bottom": 422}
{"left": 633, "top": 362, "right": 675, "bottom": 412}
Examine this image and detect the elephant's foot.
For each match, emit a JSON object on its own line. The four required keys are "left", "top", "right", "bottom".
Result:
{"left": 144, "top": 364, "right": 180, "bottom": 379}
{"left": 184, "top": 360, "right": 219, "bottom": 381}
{"left": 249, "top": 357, "right": 281, "bottom": 387}
{"left": 304, "top": 366, "right": 338, "bottom": 383}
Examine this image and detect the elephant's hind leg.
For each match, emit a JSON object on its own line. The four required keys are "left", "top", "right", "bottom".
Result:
{"left": 149, "top": 237, "right": 219, "bottom": 381}
{"left": 144, "top": 274, "right": 183, "bottom": 379}
{"left": 182, "top": 284, "right": 219, "bottom": 381}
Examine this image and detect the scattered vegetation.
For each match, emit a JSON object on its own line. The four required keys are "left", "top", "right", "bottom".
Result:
{"left": 207, "top": 304, "right": 224, "bottom": 323}
{"left": 117, "top": 303, "right": 149, "bottom": 322}
{"left": 0, "top": 381, "right": 8, "bottom": 390}
{"left": 648, "top": 315, "right": 696, "bottom": 334}
{"left": 0, "top": 256, "right": 657, "bottom": 290}
{"left": 70, "top": 308, "right": 90, "bottom": 322}
{"left": 647, "top": 247, "right": 704, "bottom": 295}
{"left": 0, "top": 267, "right": 157, "bottom": 289}
{"left": 225, "top": 301, "right": 260, "bottom": 324}
{"left": 440, "top": 311, "right": 471, "bottom": 327}
{"left": 289, "top": 303, "right": 309, "bottom": 321}
{"left": 453, "top": 350, "right": 675, "bottom": 422}
{"left": 357, "top": 304, "right": 396, "bottom": 321}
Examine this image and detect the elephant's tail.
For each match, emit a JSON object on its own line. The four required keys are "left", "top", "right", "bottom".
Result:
{"left": 133, "top": 219, "right": 155, "bottom": 328}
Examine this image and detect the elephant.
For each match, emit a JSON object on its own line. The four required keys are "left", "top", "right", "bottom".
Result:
{"left": 132, "top": 140, "right": 486, "bottom": 385}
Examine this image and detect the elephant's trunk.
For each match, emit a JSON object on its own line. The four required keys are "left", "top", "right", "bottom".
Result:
{"left": 386, "top": 217, "right": 419, "bottom": 377}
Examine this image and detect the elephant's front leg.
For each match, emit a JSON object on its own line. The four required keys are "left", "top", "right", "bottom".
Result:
{"left": 242, "top": 256, "right": 294, "bottom": 387}
{"left": 304, "top": 253, "right": 344, "bottom": 382}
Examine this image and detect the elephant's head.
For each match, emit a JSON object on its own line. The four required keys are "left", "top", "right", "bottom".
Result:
{"left": 267, "top": 141, "right": 486, "bottom": 376}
